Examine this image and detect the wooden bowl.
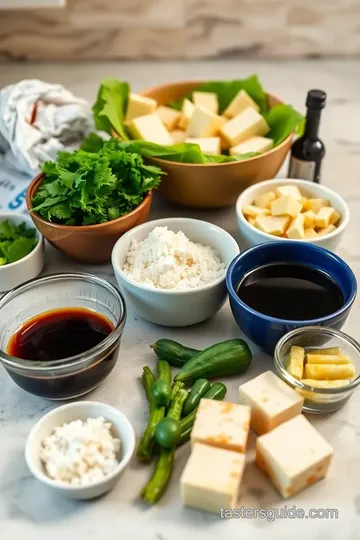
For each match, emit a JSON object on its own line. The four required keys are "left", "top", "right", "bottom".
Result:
{"left": 26, "top": 173, "right": 152, "bottom": 264}
{"left": 115, "top": 81, "right": 293, "bottom": 209}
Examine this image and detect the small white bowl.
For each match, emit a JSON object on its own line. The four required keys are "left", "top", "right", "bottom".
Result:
{"left": 111, "top": 217, "right": 240, "bottom": 327}
{"left": 0, "top": 212, "right": 44, "bottom": 293}
{"left": 236, "top": 178, "right": 349, "bottom": 253}
{"left": 25, "top": 401, "right": 136, "bottom": 500}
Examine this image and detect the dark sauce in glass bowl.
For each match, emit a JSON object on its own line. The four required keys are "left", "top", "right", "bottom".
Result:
{"left": 6, "top": 308, "right": 117, "bottom": 399}
{"left": 237, "top": 262, "right": 344, "bottom": 320}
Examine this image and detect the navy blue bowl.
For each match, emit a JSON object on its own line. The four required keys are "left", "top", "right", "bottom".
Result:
{"left": 226, "top": 241, "right": 357, "bottom": 354}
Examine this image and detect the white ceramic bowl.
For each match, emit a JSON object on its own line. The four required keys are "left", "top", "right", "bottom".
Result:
{"left": 25, "top": 401, "right": 136, "bottom": 500}
{"left": 0, "top": 212, "right": 44, "bottom": 293}
{"left": 236, "top": 178, "right": 349, "bottom": 253}
{"left": 111, "top": 217, "right": 240, "bottom": 327}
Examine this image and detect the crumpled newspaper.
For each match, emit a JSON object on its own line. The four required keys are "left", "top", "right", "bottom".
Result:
{"left": 0, "top": 79, "right": 95, "bottom": 212}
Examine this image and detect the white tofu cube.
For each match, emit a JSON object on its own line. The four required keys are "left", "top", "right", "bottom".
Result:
{"left": 187, "top": 107, "right": 224, "bottom": 137}
{"left": 127, "top": 113, "right": 173, "bottom": 146}
{"left": 238, "top": 371, "right": 304, "bottom": 435}
{"left": 286, "top": 213, "right": 305, "bottom": 239}
{"left": 271, "top": 195, "right": 302, "bottom": 218}
{"left": 254, "top": 191, "right": 277, "bottom": 209}
{"left": 156, "top": 106, "right": 181, "bottom": 131}
{"left": 181, "top": 443, "right": 246, "bottom": 513}
{"left": 223, "top": 89, "right": 260, "bottom": 118}
{"left": 185, "top": 137, "right": 221, "bottom": 155}
{"left": 193, "top": 91, "right": 219, "bottom": 115}
{"left": 315, "top": 207, "right": 335, "bottom": 228}
{"left": 220, "top": 107, "right": 270, "bottom": 147}
{"left": 125, "top": 93, "right": 157, "bottom": 122}
{"left": 275, "top": 185, "right": 303, "bottom": 201}
{"left": 253, "top": 215, "right": 290, "bottom": 236}
{"left": 171, "top": 129, "right": 187, "bottom": 144}
{"left": 190, "top": 399, "right": 251, "bottom": 453}
{"left": 230, "top": 136, "right": 273, "bottom": 156}
{"left": 178, "top": 99, "right": 195, "bottom": 129}
{"left": 256, "top": 415, "right": 333, "bottom": 498}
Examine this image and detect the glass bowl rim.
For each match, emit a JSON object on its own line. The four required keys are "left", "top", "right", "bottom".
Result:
{"left": 274, "top": 325, "right": 360, "bottom": 394}
{"left": 0, "top": 272, "right": 127, "bottom": 373}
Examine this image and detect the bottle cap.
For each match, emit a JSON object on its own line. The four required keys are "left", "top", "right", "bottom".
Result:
{"left": 306, "top": 89, "right": 326, "bottom": 110}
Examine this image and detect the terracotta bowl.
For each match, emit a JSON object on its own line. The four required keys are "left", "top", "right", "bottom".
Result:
{"left": 26, "top": 173, "right": 152, "bottom": 264}
{"left": 114, "top": 81, "right": 293, "bottom": 209}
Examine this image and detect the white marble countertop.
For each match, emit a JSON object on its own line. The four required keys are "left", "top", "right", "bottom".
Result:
{"left": 0, "top": 60, "right": 360, "bottom": 540}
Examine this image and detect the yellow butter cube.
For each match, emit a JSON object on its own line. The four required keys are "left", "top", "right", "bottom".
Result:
{"left": 305, "top": 364, "right": 356, "bottom": 380}
{"left": 178, "top": 99, "right": 195, "bottom": 129}
{"left": 220, "top": 107, "right": 270, "bottom": 147}
{"left": 156, "top": 106, "right": 181, "bottom": 131}
{"left": 254, "top": 215, "right": 290, "bottom": 236}
{"left": 192, "top": 91, "right": 219, "bottom": 115}
{"left": 271, "top": 195, "right": 302, "bottom": 218}
{"left": 286, "top": 214, "right": 305, "bottom": 239}
{"left": 287, "top": 346, "right": 305, "bottom": 379}
{"left": 275, "top": 185, "right": 303, "bottom": 202}
{"left": 187, "top": 107, "right": 224, "bottom": 137}
{"left": 185, "top": 137, "right": 221, "bottom": 155}
{"left": 315, "top": 207, "right": 335, "bottom": 228}
{"left": 243, "top": 205, "right": 271, "bottom": 218}
{"left": 181, "top": 443, "right": 246, "bottom": 513}
{"left": 317, "top": 224, "right": 337, "bottom": 236}
{"left": 302, "top": 210, "right": 317, "bottom": 228}
{"left": 307, "top": 198, "right": 330, "bottom": 213}
{"left": 223, "top": 89, "right": 260, "bottom": 118}
{"left": 330, "top": 210, "right": 341, "bottom": 225}
{"left": 247, "top": 216, "right": 256, "bottom": 226}
{"left": 230, "top": 136, "right": 273, "bottom": 156}
{"left": 304, "top": 228, "right": 318, "bottom": 239}
{"left": 306, "top": 353, "right": 350, "bottom": 365}
{"left": 128, "top": 113, "right": 173, "bottom": 145}
{"left": 254, "top": 191, "right": 277, "bottom": 209}
{"left": 125, "top": 93, "right": 157, "bottom": 122}
{"left": 171, "top": 129, "right": 187, "bottom": 144}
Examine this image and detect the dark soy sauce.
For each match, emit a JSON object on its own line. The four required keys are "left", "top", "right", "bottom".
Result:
{"left": 237, "top": 262, "right": 344, "bottom": 320}
{"left": 7, "top": 308, "right": 116, "bottom": 399}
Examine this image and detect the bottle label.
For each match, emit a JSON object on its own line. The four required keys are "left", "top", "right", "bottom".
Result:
{"left": 288, "top": 156, "right": 316, "bottom": 181}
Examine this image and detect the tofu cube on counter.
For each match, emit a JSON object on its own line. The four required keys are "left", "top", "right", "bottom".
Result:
{"left": 238, "top": 371, "right": 304, "bottom": 435}
{"left": 220, "top": 107, "right": 270, "bottom": 147}
{"left": 230, "top": 136, "right": 273, "bottom": 156}
{"left": 127, "top": 113, "right": 173, "bottom": 146}
{"left": 193, "top": 91, "right": 219, "bottom": 115}
{"left": 185, "top": 137, "right": 221, "bottom": 155}
{"left": 156, "top": 106, "right": 181, "bottom": 131}
{"left": 190, "top": 399, "right": 251, "bottom": 453}
{"left": 181, "top": 443, "right": 246, "bottom": 513}
{"left": 223, "top": 89, "right": 260, "bottom": 118}
{"left": 256, "top": 415, "right": 333, "bottom": 498}
{"left": 187, "top": 107, "right": 224, "bottom": 138}
{"left": 125, "top": 93, "right": 157, "bottom": 122}
{"left": 178, "top": 99, "right": 195, "bottom": 129}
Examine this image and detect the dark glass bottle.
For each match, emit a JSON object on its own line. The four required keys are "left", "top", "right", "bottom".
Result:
{"left": 288, "top": 89, "right": 326, "bottom": 183}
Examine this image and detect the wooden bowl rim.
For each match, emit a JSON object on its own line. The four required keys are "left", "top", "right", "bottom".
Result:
{"left": 26, "top": 173, "right": 153, "bottom": 232}
{"left": 112, "top": 79, "right": 294, "bottom": 167}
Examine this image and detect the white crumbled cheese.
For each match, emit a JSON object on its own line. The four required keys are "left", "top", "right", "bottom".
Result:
{"left": 39, "top": 417, "right": 121, "bottom": 485}
{"left": 123, "top": 226, "right": 226, "bottom": 290}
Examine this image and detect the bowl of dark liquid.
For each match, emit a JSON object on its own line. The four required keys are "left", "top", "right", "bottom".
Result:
{"left": 226, "top": 242, "right": 357, "bottom": 353}
{"left": 0, "top": 273, "right": 126, "bottom": 399}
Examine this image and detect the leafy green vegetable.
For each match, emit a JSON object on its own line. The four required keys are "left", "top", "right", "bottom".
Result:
{"left": 0, "top": 220, "right": 38, "bottom": 265}
{"left": 32, "top": 140, "right": 164, "bottom": 226}
{"left": 265, "top": 104, "right": 305, "bottom": 145}
{"left": 92, "top": 78, "right": 130, "bottom": 140}
{"left": 169, "top": 74, "right": 268, "bottom": 114}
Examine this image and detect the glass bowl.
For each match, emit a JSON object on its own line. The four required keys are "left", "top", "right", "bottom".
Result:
{"left": 274, "top": 326, "right": 360, "bottom": 413}
{"left": 0, "top": 273, "right": 126, "bottom": 400}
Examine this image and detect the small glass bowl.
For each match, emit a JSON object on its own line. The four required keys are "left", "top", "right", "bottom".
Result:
{"left": 274, "top": 326, "right": 360, "bottom": 413}
{"left": 0, "top": 273, "right": 126, "bottom": 400}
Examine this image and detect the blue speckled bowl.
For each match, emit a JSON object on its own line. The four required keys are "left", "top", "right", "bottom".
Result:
{"left": 226, "top": 241, "right": 357, "bottom": 354}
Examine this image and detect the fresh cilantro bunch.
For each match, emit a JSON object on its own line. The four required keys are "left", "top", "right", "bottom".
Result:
{"left": 0, "top": 220, "right": 38, "bottom": 265}
{"left": 32, "top": 138, "right": 164, "bottom": 226}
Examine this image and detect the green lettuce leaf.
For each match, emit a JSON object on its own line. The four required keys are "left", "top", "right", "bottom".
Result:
{"left": 264, "top": 104, "right": 305, "bottom": 145}
{"left": 92, "top": 78, "right": 130, "bottom": 139}
{"left": 168, "top": 74, "right": 268, "bottom": 114}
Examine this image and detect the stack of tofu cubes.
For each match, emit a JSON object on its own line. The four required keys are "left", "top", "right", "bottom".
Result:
{"left": 181, "top": 371, "right": 333, "bottom": 514}
{"left": 124, "top": 89, "right": 273, "bottom": 157}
